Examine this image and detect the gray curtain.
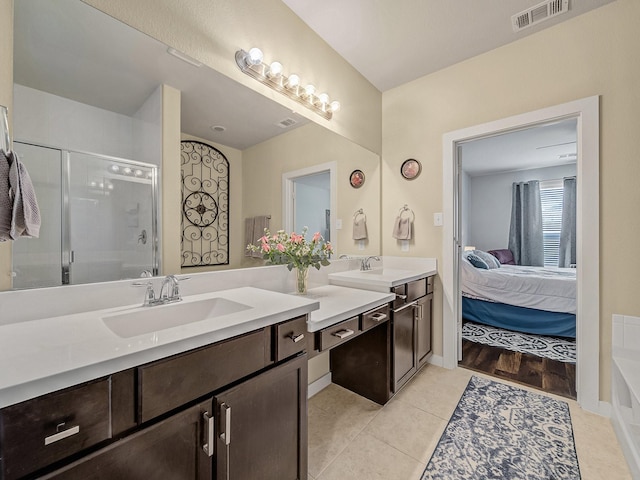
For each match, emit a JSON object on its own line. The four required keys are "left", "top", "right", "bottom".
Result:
{"left": 508, "top": 180, "right": 544, "bottom": 266}
{"left": 559, "top": 176, "right": 577, "bottom": 267}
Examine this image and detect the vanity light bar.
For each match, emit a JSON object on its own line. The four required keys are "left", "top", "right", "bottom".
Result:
{"left": 235, "top": 48, "right": 340, "bottom": 121}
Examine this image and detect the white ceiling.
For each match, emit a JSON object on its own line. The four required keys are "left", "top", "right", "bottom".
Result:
{"left": 281, "top": 0, "right": 616, "bottom": 92}
{"left": 461, "top": 118, "right": 577, "bottom": 176}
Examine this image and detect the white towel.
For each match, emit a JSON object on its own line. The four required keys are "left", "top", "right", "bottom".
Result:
{"left": 353, "top": 216, "right": 368, "bottom": 240}
{"left": 392, "top": 216, "right": 412, "bottom": 240}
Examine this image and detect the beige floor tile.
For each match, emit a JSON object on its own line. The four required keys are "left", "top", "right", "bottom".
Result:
{"left": 569, "top": 403, "right": 632, "bottom": 479}
{"left": 315, "top": 432, "right": 426, "bottom": 480}
{"left": 363, "top": 398, "right": 446, "bottom": 464}
{"left": 394, "top": 364, "right": 472, "bottom": 419}
{"left": 307, "top": 386, "right": 382, "bottom": 477}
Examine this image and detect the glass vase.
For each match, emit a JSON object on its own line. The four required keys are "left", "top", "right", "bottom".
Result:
{"left": 295, "top": 266, "right": 309, "bottom": 295}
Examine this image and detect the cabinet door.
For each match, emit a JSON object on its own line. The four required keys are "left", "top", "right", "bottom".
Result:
{"left": 393, "top": 304, "right": 417, "bottom": 392}
{"left": 214, "top": 354, "right": 308, "bottom": 480}
{"left": 416, "top": 294, "right": 433, "bottom": 369}
{"left": 41, "top": 400, "right": 212, "bottom": 480}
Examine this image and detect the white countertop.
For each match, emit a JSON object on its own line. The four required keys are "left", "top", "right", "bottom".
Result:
{"left": 0, "top": 287, "right": 318, "bottom": 409}
{"left": 304, "top": 285, "right": 395, "bottom": 332}
{"left": 328, "top": 266, "right": 437, "bottom": 292}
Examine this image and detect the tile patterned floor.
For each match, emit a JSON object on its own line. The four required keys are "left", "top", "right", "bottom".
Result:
{"left": 307, "top": 365, "right": 632, "bottom": 480}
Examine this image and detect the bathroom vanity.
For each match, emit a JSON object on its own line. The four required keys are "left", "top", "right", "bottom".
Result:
{"left": 0, "top": 287, "right": 316, "bottom": 480}
{"left": 0, "top": 259, "right": 437, "bottom": 479}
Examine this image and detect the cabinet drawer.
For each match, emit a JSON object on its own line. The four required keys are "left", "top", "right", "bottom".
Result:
{"left": 406, "top": 278, "right": 427, "bottom": 301}
{"left": 0, "top": 378, "right": 111, "bottom": 480}
{"left": 274, "top": 315, "right": 308, "bottom": 361}
{"left": 361, "top": 304, "right": 390, "bottom": 332}
{"left": 318, "top": 317, "right": 359, "bottom": 351}
{"left": 138, "top": 329, "right": 269, "bottom": 423}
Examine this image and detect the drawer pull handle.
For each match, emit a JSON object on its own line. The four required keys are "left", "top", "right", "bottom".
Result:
{"left": 202, "top": 412, "right": 214, "bottom": 457}
{"left": 44, "top": 424, "right": 80, "bottom": 446}
{"left": 396, "top": 294, "right": 407, "bottom": 300}
{"left": 220, "top": 403, "right": 231, "bottom": 446}
{"left": 289, "top": 333, "right": 305, "bottom": 343}
{"left": 370, "top": 313, "right": 387, "bottom": 322}
{"left": 333, "top": 328, "right": 354, "bottom": 339}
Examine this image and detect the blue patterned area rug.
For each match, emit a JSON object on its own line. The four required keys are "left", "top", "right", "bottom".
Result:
{"left": 421, "top": 376, "right": 580, "bottom": 480}
{"left": 462, "top": 321, "right": 576, "bottom": 363}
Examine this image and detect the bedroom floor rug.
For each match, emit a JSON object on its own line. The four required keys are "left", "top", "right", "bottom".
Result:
{"left": 421, "top": 375, "right": 581, "bottom": 480}
{"left": 462, "top": 321, "right": 576, "bottom": 363}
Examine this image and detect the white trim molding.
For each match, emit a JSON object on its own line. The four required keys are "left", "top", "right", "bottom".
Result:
{"left": 442, "top": 96, "right": 600, "bottom": 413}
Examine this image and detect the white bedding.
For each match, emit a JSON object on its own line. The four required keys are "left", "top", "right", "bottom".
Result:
{"left": 460, "top": 257, "right": 576, "bottom": 314}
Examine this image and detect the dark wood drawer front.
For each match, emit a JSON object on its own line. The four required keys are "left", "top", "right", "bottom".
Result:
{"left": 138, "top": 329, "right": 268, "bottom": 423}
{"left": 275, "top": 315, "right": 308, "bottom": 361}
{"left": 0, "top": 378, "right": 111, "bottom": 480}
{"left": 406, "top": 278, "right": 427, "bottom": 302}
{"left": 318, "top": 317, "right": 359, "bottom": 351}
{"left": 361, "top": 304, "right": 390, "bottom": 332}
{"left": 391, "top": 284, "right": 406, "bottom": 310}
{"left": 426, "top": 275, "right": 434, "bottom": 294}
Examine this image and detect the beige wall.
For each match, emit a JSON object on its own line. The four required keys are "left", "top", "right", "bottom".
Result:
{"left": 0, "top": 0, "right": 12, "bottom": 290}
{"left": 242, "top": 122, "right": 381, "bottom": 263}
{"left": 381, "top": 0, "right": 640, "bottom": 401}
{"left": 82, "top": 0, "right": 382, "bottom": 155}
{"left": 180, "top": 134, "right": 244, "bottom": 272}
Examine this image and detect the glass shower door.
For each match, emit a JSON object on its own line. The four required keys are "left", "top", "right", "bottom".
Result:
{"left": 68, "top": 152, "right": 157, "bottom": 285}
{"left": 11, "top": 143, "right": 63, "bottom": 288}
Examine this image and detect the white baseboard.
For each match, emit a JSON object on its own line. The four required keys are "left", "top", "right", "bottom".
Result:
{"left": 308, "top": 372, "right": 331, "bottom": 398}
{"left": 428, "top": 354, "right": 444, "bottom": 368}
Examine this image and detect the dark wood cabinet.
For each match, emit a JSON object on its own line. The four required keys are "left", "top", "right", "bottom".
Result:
{"left": 392, "top": 276, "right": 434, "bottom": 393}
{"left": 214, "top": 354, "right": 308, "bottom": 480}
{"left": 1, "top": 318, "right": 308, "bottom": 480}
{"left": 41, "top": 399, "right": 213, "bottom": 480}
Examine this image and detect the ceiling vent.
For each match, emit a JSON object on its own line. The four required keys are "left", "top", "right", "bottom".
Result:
{"left": 512, "top": 0, "right": 569, "bottom": 32}
{"left": 276, "top": 117, "right": 298, "bottom": 129}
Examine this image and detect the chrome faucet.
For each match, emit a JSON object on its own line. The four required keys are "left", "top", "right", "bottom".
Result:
{"left": 360, "top": 256, "right": 380, "bottom": 271}
{"left": 159, "top": 274, "right": 181, "bottom": 303}
{"left": 133, "top": 274, "right": 186, "bottom": 307}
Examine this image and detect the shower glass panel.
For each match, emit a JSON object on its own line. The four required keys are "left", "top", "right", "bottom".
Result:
{"left": 11, "top": 143, "right": 63, "bottom": 289}
{"left": 12, "top": 142, "right": 157, "bottom": 288}
{"left": 68, "top": 152, "right": 156, "bottom": 285}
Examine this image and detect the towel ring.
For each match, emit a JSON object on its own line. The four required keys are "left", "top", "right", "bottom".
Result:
{"left": 399, "top": 205, "right": 415, "bottom": 222}
{"left": 353, "top": 208, "right": 366, "bottom": 221}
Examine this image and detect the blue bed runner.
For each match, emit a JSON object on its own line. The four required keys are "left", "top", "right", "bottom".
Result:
{"left": 462, "top": 296, "right": 576, "bottom": 338}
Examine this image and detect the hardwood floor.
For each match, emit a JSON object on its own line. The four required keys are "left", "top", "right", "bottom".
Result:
{"left": 459, "top": 339, "right": 577, "bottom": 399}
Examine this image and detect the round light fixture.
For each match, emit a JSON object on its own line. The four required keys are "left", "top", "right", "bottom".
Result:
{"left": 246, "top": 47, "right": 263, "bottom": 66}
{"left": 317, "top": 93, "right": 329, "bottom": 105}
{"left": 268, "top": 61, "right": 283, "bottom": 77}
{"left": 330, "top": 101, "right": 341, "bottom": 112}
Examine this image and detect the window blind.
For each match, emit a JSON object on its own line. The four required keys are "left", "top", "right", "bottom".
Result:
{"left": 539, "top": 180, "right": 564, "bottom": 267}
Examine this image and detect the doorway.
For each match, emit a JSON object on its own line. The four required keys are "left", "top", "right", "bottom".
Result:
{"left": 282, "top": 161, "right": 337, "bottom": 246}
{"left": 441, "top": 97, "right": 601, "bottom": 413}
{"left": 455, "top": 119, "right": 578, "bottom": 398}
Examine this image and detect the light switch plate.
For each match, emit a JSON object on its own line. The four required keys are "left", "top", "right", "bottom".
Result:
{"left": 401, "top": 240, "right": 409, "bottom": 252}
{"left": 336, "top": 219, "right": 342, "bottom": 229}
{"left": 358, "top": 240, "right": 365, "bottom": 250}
{"left": 433, "top": 212, "right": 443, "bottom": 226}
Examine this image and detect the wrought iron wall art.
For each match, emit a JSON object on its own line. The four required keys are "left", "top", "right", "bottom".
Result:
{"left": 180, "top": 141, "right": 229, "bottom": 267}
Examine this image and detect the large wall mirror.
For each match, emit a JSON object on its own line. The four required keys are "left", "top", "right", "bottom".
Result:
{"left": 8, "top": 0, "right": 381, "bottom": 290}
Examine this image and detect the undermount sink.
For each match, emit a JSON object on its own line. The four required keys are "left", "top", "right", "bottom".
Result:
{"left": 362, "top": 268, "right": 413, "bottom": 276}
{"left": 102, "top": 297, "right": 252, "bottom": 338}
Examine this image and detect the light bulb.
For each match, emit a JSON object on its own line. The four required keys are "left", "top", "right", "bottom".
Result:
{"left": 123, "top": 167, "right": 132, "bottom": 174}
{"left": 110, "top": 165, "right": 120, "bottom": 173}
{"left": 330, "top": 100, "right": 341, "bottom": 112}
{"left": 90, "top": 181, "right": 97, "bottom": 187}
{"left": 304, "top": 84, "right": 316, "bottom": 97}
{"left": 246, "top": 47, "right": 263, "bottom": 66}
{"left": 268, "top": 61, "right": 282, "bottom": 77}
{"left": 287, "top": 74, "right": 300, "bottom": 88}
{"left": 107, "top": 183, "right": 114, "bottom": 190}
{"left": 318, "top": 93, "right": 329, "bottom": 105}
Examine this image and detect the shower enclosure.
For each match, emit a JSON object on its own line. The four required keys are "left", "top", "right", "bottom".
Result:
{"left": 11, "top": 142, "right": 158, "bottom": 289}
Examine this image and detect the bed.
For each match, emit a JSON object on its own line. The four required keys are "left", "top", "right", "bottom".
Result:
{"left": 460, "top": 252, "right": 576, "bottom": 338}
